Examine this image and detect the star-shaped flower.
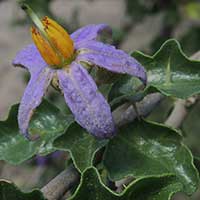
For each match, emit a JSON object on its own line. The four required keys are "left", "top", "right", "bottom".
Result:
{"left": 12, "top": 6, "right": 146, "bottom": 140}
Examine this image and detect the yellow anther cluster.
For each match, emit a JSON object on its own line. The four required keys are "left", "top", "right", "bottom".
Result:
{"left": 31, "top": 16, "right": 74, "bottom": 67}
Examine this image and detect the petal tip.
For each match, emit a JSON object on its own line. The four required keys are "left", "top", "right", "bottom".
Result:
{"left": 91, "top": 120, "right": 116, "bottom": 139}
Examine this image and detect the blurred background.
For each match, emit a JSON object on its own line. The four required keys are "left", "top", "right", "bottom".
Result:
{"left": 0, "top": 0, "right": 199, "bottom": 199}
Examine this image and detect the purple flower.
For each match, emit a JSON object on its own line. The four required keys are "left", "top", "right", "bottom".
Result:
{"left": 12, "top": 16, "right": 146, "bottom": 140}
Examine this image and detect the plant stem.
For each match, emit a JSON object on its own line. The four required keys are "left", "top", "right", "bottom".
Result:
{"left": 41, "top": 165, "right": 79, "bottom": 200}
{"left": 113, "top": 93, "right": 164, "bottom": 127}
{"left": 165, "top": 99, "right": 187, "bottom": 128}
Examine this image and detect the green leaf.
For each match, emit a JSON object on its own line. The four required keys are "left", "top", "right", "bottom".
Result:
{"left": 0, "top": 99, "right": 73, "bottom": 164}
{"left": 69, "top": 167, "right": 182, "bottom": 200}
{"left": 103, "top": 120, "right": 199, "bottom": 195}
{"left": 108, "top": 75, "right": 144, "bottom": 110}
{"left": 132, "top": 39, "right": 200, "bottom": 99}
{"left": 0, "top": 180, "right": 45, "bottom": 200}
{"left": 99, "top": 84, "right": 113, "bottom": 100}
{"left": 54, "top": 123, "right": 107, "bottom": 172}
{"left": 147, "top": 97, "right": 174, "bottom": 123}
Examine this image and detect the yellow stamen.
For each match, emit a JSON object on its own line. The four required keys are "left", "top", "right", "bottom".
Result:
{"left": 31, "top": 16, "right": 74, "bottom": 67}
{"left": 42, "top": 17, "right": 73, "bottom": 47}
{"left": 31, "top": 27, "right": 61, "bottom": 66}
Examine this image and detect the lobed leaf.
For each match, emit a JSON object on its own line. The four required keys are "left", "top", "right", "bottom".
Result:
{"left": 132, "top": 39, "right": 200, "bottom": 99}
{"left": 0, "top": 99, "right": 73, "bottom": 164}
{"left": 0, "top": 180, "right": 45, "bottom": 200}
{"left": 103, "top": 120, "right": 199, "bottom": 195}
{"left": 108, "top": 75, "right": 144, "bottom": 110}
{"left": 54, "top": 123, "right": 107, "bottom": 172}
{"left": 69, "top": 167, "right": 182, "bottom": 200}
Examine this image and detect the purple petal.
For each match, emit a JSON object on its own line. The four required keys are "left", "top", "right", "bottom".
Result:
{"left": 71, "top": 24, "right": 112, "bottom": 49}
{"left": 57, "top": 62, "right": 115, "bottom": 138}
{"left": 77, "top": 41, "right": 147, "bottom": 84}
{"left": 12, "top": 44, "right": 47, "bottom": 75}
{"left": 18, "top": 67, "right": 54, "bottom": 139}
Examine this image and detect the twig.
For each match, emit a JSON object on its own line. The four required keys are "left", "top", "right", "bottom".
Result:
{"left": 60, "top": 191, "right": 71, "bottom": 200}
{"left": 41, "top": 165, "right": 79, "bottom": 200}
{"left": 165, "top": 99, "right": 187, "bottom": 128}
{"left": 113, "top": 93, "right": 164, "bottom": 127}
{"left": 165, "top": 96, "right": 199, "bottom": 128}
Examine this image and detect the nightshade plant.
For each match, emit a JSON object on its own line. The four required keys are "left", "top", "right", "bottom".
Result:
{"left": 13, "top": 4, "right": 146, "bottom": 140}
{"left": 0, "top": 2, "right": 200, "bottom": 200}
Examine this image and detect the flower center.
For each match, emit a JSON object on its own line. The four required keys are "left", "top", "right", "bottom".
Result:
{"left": 22, "top": 4, "right": 74, "bottom": 68}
